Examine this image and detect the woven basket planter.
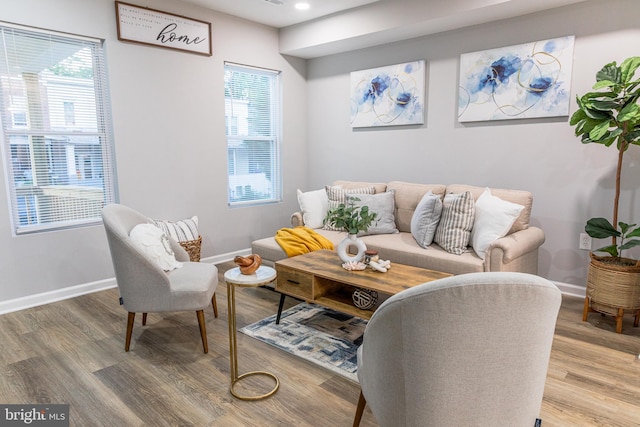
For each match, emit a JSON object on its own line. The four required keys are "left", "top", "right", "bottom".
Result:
{"left": 179, "top": 236, "right": 202, "bottom": 262}
{"left": 583, "top": 253, "right": 640, "bottom": 333}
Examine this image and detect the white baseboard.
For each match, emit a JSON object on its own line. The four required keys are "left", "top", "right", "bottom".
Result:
{"left": 552, "top": 281, "right": 586, "bottom": 299}
{"left": 0, "top": 247, "right": 585, "bottom": 315}
{"left": 0, "top": 278, "right": 118, "bottom": 315}
{"left": 0, "top": 248, "right": 251, "bottom": 315}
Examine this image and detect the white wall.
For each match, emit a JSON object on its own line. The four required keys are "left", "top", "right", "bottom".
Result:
{"left": 305, "top": 0, "right": 640, "bottom": 288}
{"left": 0, "top": 0, "right": 308, "bottom": 310}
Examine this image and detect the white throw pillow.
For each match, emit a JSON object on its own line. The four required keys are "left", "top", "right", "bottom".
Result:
{"left": 410, "top": 191, "right": 443, "bottom": 248}
{"left": 130, "top": 223, "right": 183, "bottom": 271}
{"left": 471, "top": 188, "right": 524, "bottom": 260}
{"left": 297, "top": 189, "right": 329, "bottom": 229}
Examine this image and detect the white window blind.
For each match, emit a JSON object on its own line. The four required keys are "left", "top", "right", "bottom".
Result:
{"left": 224, "top": 62, "right": 281, "bottom": 206}
{"left": 0, "top": 23, "right": 117, "bottom": 234}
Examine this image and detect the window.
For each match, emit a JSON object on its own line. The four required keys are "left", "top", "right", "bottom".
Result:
{"left": 0, "top": 23, "right": 117, "bottom": 234}
{"left": 224, "top": 62, "right": 281, "bottom": 206}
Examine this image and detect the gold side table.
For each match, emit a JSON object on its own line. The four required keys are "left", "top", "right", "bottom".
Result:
{"left": 225, "top": 266, "right": 279, "bottom": 400}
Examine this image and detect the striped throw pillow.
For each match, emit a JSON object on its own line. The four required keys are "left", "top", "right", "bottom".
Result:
{"left": 323, "top": 185, "right": 376, "bottom": 231}
{"left": 152, "top": 216, "right": 199, "bottom": 242}
{"left": 434, "top": 192, "right": 475, "bottom": 255}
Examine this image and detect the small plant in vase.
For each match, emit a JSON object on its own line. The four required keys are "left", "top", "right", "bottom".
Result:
{"left": 324, "top": 196, "right": 377, "bottom": 264}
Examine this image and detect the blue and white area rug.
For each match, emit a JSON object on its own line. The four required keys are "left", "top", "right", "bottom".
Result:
{"left": 239, "top": 303, "right": 367, "bottom": 382}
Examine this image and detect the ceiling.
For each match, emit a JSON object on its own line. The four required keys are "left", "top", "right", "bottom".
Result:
{"left": 182, "top": 0, "right": 381, "bottom": 28}
{"left": 179, "top": 0, "right": 590, "bottom": 58}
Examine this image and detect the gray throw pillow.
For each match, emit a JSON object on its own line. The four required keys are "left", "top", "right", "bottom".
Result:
{"left": 410, "top": 191, "right": 443, "bottom": 248}
{"left": 434, "top": 191, "right": 475, "bottom": 255}
{"left": 348, "top": 190, "right": 399, "bottom": 236}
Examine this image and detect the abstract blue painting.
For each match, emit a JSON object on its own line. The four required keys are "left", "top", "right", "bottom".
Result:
{"left": 458, "top": 36, "right": 575, "bottom": 122}
{"left": 350, "top": 60, "right": 425, "bottom": 128}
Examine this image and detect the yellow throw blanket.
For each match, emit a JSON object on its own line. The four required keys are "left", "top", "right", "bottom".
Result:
{"left": 275, "top": 226, "right": 335, "bottom": 257}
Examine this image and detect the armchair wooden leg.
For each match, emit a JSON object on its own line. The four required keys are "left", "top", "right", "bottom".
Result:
{"left": 196, "top": 310, "right": 208, "bottom": 353}
{"left": 212, "top": 293, "right": 218, "bottom": 318}
{"left": 125, "top": 312, "right": 136, "bottom": 352}
{"left": 353, "top": 390, "right": 366, "bottom": 427}
{"left": 142, "top": 313, "right": 147, "bottom": 325}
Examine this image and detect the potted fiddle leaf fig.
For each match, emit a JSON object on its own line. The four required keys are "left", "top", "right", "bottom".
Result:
{"left": 570, "top": 56, "right": 640, "bottom": 332}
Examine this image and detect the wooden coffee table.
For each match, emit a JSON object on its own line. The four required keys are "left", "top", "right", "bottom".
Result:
{"left": 274, "top": 249, "right": 452, "bottom": 322}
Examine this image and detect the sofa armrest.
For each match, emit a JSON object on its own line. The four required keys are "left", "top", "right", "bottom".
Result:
{"left": 484, "top": 226, "right": 545, "bottom": 273}
{"left": 291, "top": 211, "right": 304, "bottom": 227}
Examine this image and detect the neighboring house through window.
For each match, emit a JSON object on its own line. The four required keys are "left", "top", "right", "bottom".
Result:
{"left": 0, "top": 23, "right": 117, "bottom": 234}
{"left": 224, "top": 62, "right": 282, "bottom": 205}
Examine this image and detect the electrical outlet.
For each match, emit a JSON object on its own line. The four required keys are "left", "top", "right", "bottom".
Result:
{"left": 579, "top": 233, "right": 592, "bottom": 250}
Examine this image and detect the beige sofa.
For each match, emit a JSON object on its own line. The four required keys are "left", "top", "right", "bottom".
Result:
{"left": 251, "top": 180, "right": 545, "bottom": 275}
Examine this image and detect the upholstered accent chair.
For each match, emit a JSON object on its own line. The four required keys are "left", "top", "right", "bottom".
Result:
{"left": 102, "top": 204, "right": 219, "bottom": 353}
{"left": 353, "top": 272, "right": 562, "bottom": 427}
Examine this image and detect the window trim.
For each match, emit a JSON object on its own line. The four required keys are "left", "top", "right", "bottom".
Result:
{"left": 0, "top": 22, "right": 118, "bottom": 235}
{"left": 224, "top": 61, "right": 282, "bottom": 207}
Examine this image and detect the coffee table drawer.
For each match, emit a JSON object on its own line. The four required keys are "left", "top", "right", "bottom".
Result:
{"left": 276, "top": 267, "right": 313, "bottom": 299}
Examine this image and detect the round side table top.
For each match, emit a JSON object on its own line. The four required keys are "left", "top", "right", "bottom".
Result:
{"left": 224, "top": 266, "right": 276, "bottom": 287}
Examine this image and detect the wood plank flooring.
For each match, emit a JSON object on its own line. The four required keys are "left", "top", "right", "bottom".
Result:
{"left": 0, "top": 261, "right": 639, "bottom": 426}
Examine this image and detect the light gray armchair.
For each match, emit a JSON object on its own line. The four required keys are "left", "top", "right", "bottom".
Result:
{"left": 102, "top": 204, "right": 219, "bottom": 353}
{"left": 353, "top": 272, "right": 562, "bottom": 427}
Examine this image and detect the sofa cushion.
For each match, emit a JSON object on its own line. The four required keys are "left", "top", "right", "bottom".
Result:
{"left": 324, "top": 184, "right": 376, "bottom": 230}
{"left": 297, "top": 188, "right": 329, "bottom": 229}
{"left": 434, "top": 191, "right": 475, "bottom": 255}
{"left": 348, "top": 191, "right": 399, "bottom": 236}
{"left": 359, "top": 233, "right": 485, "bottom": 274}
{"left": 471, "top": 188, "right": 524, "bottom": 260}
{"left": 386, "top": 181, "right": 446, "bottom": 232}
{"left": 446, "top": 184, "right": 532, "bottom": 234}
{"left": 410, "top": 191, "right": 443, "bottom": 248}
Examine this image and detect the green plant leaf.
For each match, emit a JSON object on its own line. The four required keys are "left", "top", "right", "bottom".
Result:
{"left": 591, "top": 99, "right": 619, "bottom": 111}
{"left": 596, "top": 62, "right": 621, "bottom": 84}
{"left": 620, "top": 56, "right": 640, "bottom": 83}
{"left": 626, "top": 129, "right": 640, "bottom": 143}
{"left": 581, "top": 106, "right": 611, "bottom": 120}
{"left": 619, "top": 222, "right": 632, "bottom": 234}
{"left": 586, "top": 217, "right": 620, "bottom": 238}
{"left": 570, "top": 109, "right": 587, "bottom": 126}
{"left": 593, "top": 244, "right": 619, "bottom": 257}
{"left": 619, "top": 239, "right": 640, "bottom": 251}
{"left": 626, "top": 227, "right": 640, "bottom": 238}
{"left": 618, "top": 103, "right": 640, "bottom": 122}
{"left": 593, "top": 80, "right": 616, "bottom": 90}
{"left": 598, "top": 133, "right": 618, "bottom": 148}
{"left": 589, "top": 120, "right": 611, "bottom": 141}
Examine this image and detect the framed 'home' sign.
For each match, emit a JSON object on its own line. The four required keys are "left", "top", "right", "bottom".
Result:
{"left": 115, "top": 1, "right": 212, "bottom": 56}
